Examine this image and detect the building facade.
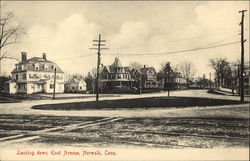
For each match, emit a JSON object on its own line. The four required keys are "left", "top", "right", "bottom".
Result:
{"left": 99, "top": 57, "right": 134, "bottom": 93}
{"left": 132, "top": 66, "right": 164, "bottom": 90}
{"left": 7, "top": 52, "right": 64, "bottom": 94}
{"left": 65, "top": 76, "right": 86, "bottom": 93}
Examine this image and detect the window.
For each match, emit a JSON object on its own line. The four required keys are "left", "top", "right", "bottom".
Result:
{"left": 22, "top": 74, "right": 26, "bottom": 80}
{"left": 80, "top": 86, "right": 82, "bottom": 90}
{"left": 18, "top": 65, "right": 22, "bottom": 70}
{"left": 34, "top": 64, "right": 39, "bottom": 70}
{"left": 51, "top": 65, "right": 54, "bottom": 70}
{"left": 50, "top": 84, "right": 54, "bottom": 89}
{"left": 16, "top": 74, "right": 18, "bottom": 80}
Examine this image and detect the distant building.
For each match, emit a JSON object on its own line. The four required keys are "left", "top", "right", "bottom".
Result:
{"left": 172, "top": 72, "right": 186, "bottom": 89}
{"left": 6, "top": 52, "right": 64, "bottom": 94}
{"left": 65, "top": 76, "right": 86, "bottom": 93}
{"left": 99, "top": 57, "right": 134, "bottom": 93}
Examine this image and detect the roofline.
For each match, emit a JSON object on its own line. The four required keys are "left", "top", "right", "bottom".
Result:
{"left": 11, "top": 70, "right": 64, "bottom": 74}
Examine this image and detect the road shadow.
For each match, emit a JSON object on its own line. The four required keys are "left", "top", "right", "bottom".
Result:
{"left": 32, "top": 97, "right": 244, "bottom": 110}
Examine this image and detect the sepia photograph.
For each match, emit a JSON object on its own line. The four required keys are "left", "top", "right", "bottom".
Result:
{"left": 0, "top": 1, "right": 249, "bottom": 161}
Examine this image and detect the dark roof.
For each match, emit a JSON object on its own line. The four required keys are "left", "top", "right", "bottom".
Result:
{"left": 100, "top": 58, "right": 130, "bottom": 74}
{"left": 66, "top": 78, "right": 86, "bottom": 84}
{"left": 12, "top": 57, "right": 64, "bottom": 73}
{"left": 139, "top": 67, "right": 156, "bottom": 75}
{"left": 110, "top": 57, "right": 123, "bottom": 67}
{"left": 26, "top": 57, "right": 53, "bottom": 63}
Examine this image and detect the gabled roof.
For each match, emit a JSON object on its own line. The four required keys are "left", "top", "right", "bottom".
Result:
{"left": 139, "top": 67, "right": 156, "bottom": 75}
{"left": 66, "top": 78, "right": 86, "bottom": 85}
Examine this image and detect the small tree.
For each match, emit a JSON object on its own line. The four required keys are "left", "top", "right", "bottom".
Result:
{"left": 158, "top": 62, "right": 175, "bottom": 96}
{"left": 84, "top": 68, "right": 97, "bottom": 93}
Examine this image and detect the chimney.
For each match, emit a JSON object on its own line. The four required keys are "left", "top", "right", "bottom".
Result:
{"left": 42, "top": 53, "right": 47, "bottom": 60}
{"left": 21, "top": 52, "right": 27, "bottom": 62}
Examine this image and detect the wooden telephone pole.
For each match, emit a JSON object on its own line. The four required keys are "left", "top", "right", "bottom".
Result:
{"left": 52, "top": 67, "right": 57, "bottom": 99}
{"left": 209, "top": 72, "right": 212, "bottom": 89}
{"left": 90, "top": 34, "right": 108, "bottom": 102}
{"left": 239, "top": 10, "right": 247, "bottom": 102}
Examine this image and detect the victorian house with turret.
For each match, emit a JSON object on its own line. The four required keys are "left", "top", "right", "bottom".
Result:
{"left": 6, "top": 52, "right": 65, "bottom": 94}
{"left": 99, "top": 57, "right": 134, "bottom": 93}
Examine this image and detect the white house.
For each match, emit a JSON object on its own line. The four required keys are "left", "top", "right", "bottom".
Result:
{"left": 65, "top": 76, "right": 86, "bottom": 93}
{"left": 6, "top": 52, "right": 65, "bottom": 94}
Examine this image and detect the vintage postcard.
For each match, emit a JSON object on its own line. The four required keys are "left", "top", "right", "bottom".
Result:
{"left": 0, "top": 1, "right": 249, "bottom": 161}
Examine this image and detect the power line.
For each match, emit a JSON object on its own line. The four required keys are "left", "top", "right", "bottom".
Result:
{"left": 1, "top": 36, "right": 243, "bottom": 66}
{"left": 103, "top": 40, "right": 241, "bottom": 57}
{"left": 109, "top": 30, "right": 241, "bottom": 51}
{"left": 51, "top": 54, "right": 94, "bottom": 61}
{"left": 201, "top": 34, "right": 240, "bottom": 47}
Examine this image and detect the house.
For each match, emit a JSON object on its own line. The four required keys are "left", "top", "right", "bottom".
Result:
{"left": 6, "top": 52, "right": 64, "bottom": 94}
{"left": 132, "top": 65, "right": 164, "bottom": 90}
{"left": 172, "top": 72, "right": 186, "bottom": 89}
{"left": 65, "top": 76, "right": 86, "bottom": 93}
{"left": 99, "top": 57, "right": 134, "bottom": 93}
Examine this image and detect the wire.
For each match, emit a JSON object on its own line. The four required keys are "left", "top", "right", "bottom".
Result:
{"left": 1, "top": 36, "right": 243, "bottom": 66}
{"left": 51, "top": 54, "right": 94, "bottom": 61}
{"left": 103, "top": 41, "right": 241, "bottom": 57}
{"left": 201, "top": 34, "right": 240, "bottom": 47}
{"left": 109, "top": 30, "right": 241, "bottom": 51}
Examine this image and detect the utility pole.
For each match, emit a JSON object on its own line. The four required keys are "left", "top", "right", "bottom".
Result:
{"left": 90, "top": 34, "right": 108, "bottom": 102}
{"left": 53, "top": 67, "right": 57, "bottom": 99}
{"left": 237, "top": 64, "right": 240, "bottom": 96}
{"left": 209, "top": 72, "right": 212, "bottom": 89}
{"left": 239, "top": 10, "right": 247, "bottom": 102}
{"left": 139, "top": 73, "right": 142, "bottom": 94}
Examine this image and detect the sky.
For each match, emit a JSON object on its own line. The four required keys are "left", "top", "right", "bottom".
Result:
{"left": 1, "top": 1, "right": 249, "bottom": 78}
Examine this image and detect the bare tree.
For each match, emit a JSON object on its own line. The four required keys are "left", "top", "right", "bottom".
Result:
{"left": 209, "top": 58, "right": 230, "bottom": 88}
{"left": 179, "top": 61, "right": 196, "bottom": 88}
{"left": 129, "top": 62, "right": 143, "bottom": 70}
{"left": 0, "top": 8, "right": 24, "bottom": 75}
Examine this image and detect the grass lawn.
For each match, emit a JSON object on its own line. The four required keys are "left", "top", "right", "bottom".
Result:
{"left": 32, "top": 96, "right": 244, "bottom": 110}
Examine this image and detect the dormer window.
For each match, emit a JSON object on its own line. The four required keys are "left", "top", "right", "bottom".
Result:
{"left": 18, "top": 65, "right": 22, "bottom": 70}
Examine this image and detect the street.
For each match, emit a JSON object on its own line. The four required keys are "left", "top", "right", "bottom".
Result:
{"left": 0, "top": 89, "right": 249, "bottom": 149}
